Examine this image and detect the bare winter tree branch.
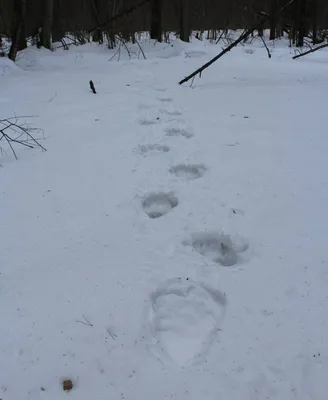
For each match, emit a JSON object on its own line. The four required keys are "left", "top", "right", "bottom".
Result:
{"left": 88, "top": 0, "right": 152, "bottom": 34}
{"left": 293, "top": 42, "right": 328, "bottom": 59}
{"left": 259, "top": 35, "right": 272, "bottom": 58}
{"left": 179, "top": 0, "right": 296, "bottom": 85}
{"left": 0, "top": 116, "right": 46, "bottom": 160}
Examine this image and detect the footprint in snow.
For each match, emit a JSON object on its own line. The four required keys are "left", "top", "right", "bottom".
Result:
{"left": 160, "top": 108, "right": 183, "bottom": 116}
{"left": 138, "top": 104, "right": 153, "bottom": 110}
{"left": 169, "top": 164, "right": 207, "bottom": 180}
{"left": 184, "top": 50, "right": 208, "bottom": 58}
{"left": 157, "top": 97, "right": 173, "bottom": 102}
{"left": 142, "top": 192, "right": 178, "bottom": 219}
{"left": 184, "top": 232, "right": 249, "bottom": 266}
{"left": 146, "top": 278, "right": 226, "bottom": 366}
{"left": 139, "top": 144, "right": 170, "bottom": 155}
{"left": 165, "top": 127, "right": 193, "bottom": 139}
{"left": 139, "top": 116, "right": 160, "bottom": 126}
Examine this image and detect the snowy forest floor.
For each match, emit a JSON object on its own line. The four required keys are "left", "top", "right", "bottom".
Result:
{"left": 1, "top": 36, "right": 328, "bottom": 400}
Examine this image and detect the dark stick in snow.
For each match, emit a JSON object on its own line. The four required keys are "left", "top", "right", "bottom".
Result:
{"left": 76, "top": 314, "right": 94, "bottom": 327}
{"left": 293, "top": 42, "right": 328, "bottom": 59}
{"left": 89, "top": 80, "right": 97, "bottom": 94}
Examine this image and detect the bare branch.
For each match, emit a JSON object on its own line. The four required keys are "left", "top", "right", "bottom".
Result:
{"left": 0, "top": 116, "right": 46, "bottom": 160}
{"left": 88, "top": 0, "right": 152, "bottom": 34}
{"left": 179, "top": 0, "right": 296, "bottom": 85}
{"left": 259, "top": 35, "right": 272, "bottom": 58}
{"left": 76, "top": 314, "right": 94, "bottom": 327}
{"left": 293, "top": 42, "right": 328, "bottom": 59}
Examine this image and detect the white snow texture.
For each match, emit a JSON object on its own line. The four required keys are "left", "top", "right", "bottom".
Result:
{"left": 1, "top": 35, "right": 328, "bottom": 400}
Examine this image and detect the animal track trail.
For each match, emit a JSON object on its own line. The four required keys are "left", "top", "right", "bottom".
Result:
{"left": 184, "top": 232, "right": 249, "bottom": 266}
{"left": 147, "top": 278, "right": 226, "bottom": 366}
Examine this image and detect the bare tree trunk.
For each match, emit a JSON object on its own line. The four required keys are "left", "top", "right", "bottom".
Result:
{"left": 51, "top": 0, "right": 64, "bottom": 43}
{"left": 276, "top": 21, "right": 283, "bottom": 37}
{"left": 289, "top": 3, "right": 297, "bottom": 45}
{"left": 312, "top": 0, "right": 318, "bottom": 44}
{"left": 91, "top": 0, "right": 103, "bottom": 43}
{"left": 269, "top": 0, "right": 278, "bottom": 39}
{"left": 296, "top": 0, "right": 307, "bottom": 47}
{"left": 180, "top": 0, "right": 190, "bottom": 42}
{"left": 150, "top": 0, "right": 162, "bottom": 42}
{"left": 40, "top": 0, "right": 54, "bottom": 49}
{"left": 8, "top": 0, "right": 27, "bottom": 61}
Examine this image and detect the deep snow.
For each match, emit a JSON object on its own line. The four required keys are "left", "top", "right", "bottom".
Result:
{"left": 1, "top": 36, "right": 328, "bottom": 399}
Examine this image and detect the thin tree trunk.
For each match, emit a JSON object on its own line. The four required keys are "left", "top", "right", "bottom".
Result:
{"left": 8, "top": 0, "right": 27, "bottom": 61}
{"left": 290, "top": 3, "right": 297, "bottom": 45}
{"left": 40, "top": 0, "right": 54, "bottom": 49}
{"left": 312, "top": 0, "right": 318, "bottom": 44}
{"left": 296, "top": 0, "right": 307, "bottom": 47}
{"left": 180, "top": 0, "right": 190, "bottom": 42}
{"left": 269, "top": 0, "right": 278, "bottom": 40}
{"left": 276, "top": 21, "right": 283, "bottom": 37}
{"left": 150, "top": 0, "right": 162, "bottom": 41}
{"left": 91, "top": 0, "right": 103, "bottom": 43}
{"left": 51, "top": 0, "right": 64, "bottom": 43}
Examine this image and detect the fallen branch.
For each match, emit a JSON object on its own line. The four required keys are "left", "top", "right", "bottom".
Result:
{"left": 76, "top": 314, "right": 93, "bottom": 327}
{"left": 179, "top": 0, "right": 296, "bottom": 85}
{"left": 0, "top": 116, "right": 46, "bottom": 159}
{"left": 106, "top": 327, "right": 117, "bottom": 340}
{"left": 293, "top": 42, "right": 328, "bottom": 59}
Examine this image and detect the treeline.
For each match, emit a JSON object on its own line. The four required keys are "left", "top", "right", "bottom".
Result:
{"left": 1, "top": 0, "right": 328, "bottom": 61}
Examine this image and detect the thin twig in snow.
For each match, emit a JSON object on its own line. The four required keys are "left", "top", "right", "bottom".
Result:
{"left": 293, "top": 42, "right": 328, "bottom": 59}
{"left": 76, "top": 314, "right": 94, "bottom": 327}
{"left": 106, "top": 328, "right": 117, "bottom": 340}
{"left": 0, "top": 116, "right": 46, "bottom": 160}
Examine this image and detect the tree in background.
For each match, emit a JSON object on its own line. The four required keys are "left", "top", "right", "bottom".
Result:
{"left": 269, "top": 0, "right": 279, "bottom": 40}
{"left": 295, "top": 0, "right": 308, "bottom": 46}
{"left": 40, "top": 0, "right": 54, "bottom": 49}
{"left": 1, "top": 0, "right": 328, "bottom": 59}
{"left": 150, "top": 0, "right": 162, "bottom": 41}
{"left": 179, "top": 0, "right": 190, "bottom": 42}
{"left": 8, "top": 0, "right": 27, "bottom": 61}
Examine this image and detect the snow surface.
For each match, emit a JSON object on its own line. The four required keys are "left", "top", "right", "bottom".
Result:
{"left": 1, "top": 37, "right": 328, "bottom": 399}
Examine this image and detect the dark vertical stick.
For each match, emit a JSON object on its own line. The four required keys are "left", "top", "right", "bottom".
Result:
{"left": 89, "top": 80, "right": 97, "bottom": 94}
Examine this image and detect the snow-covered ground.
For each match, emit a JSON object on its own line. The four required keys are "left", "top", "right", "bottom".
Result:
{"left": 1, "top": 37, "right": 328, "bottom": 399}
